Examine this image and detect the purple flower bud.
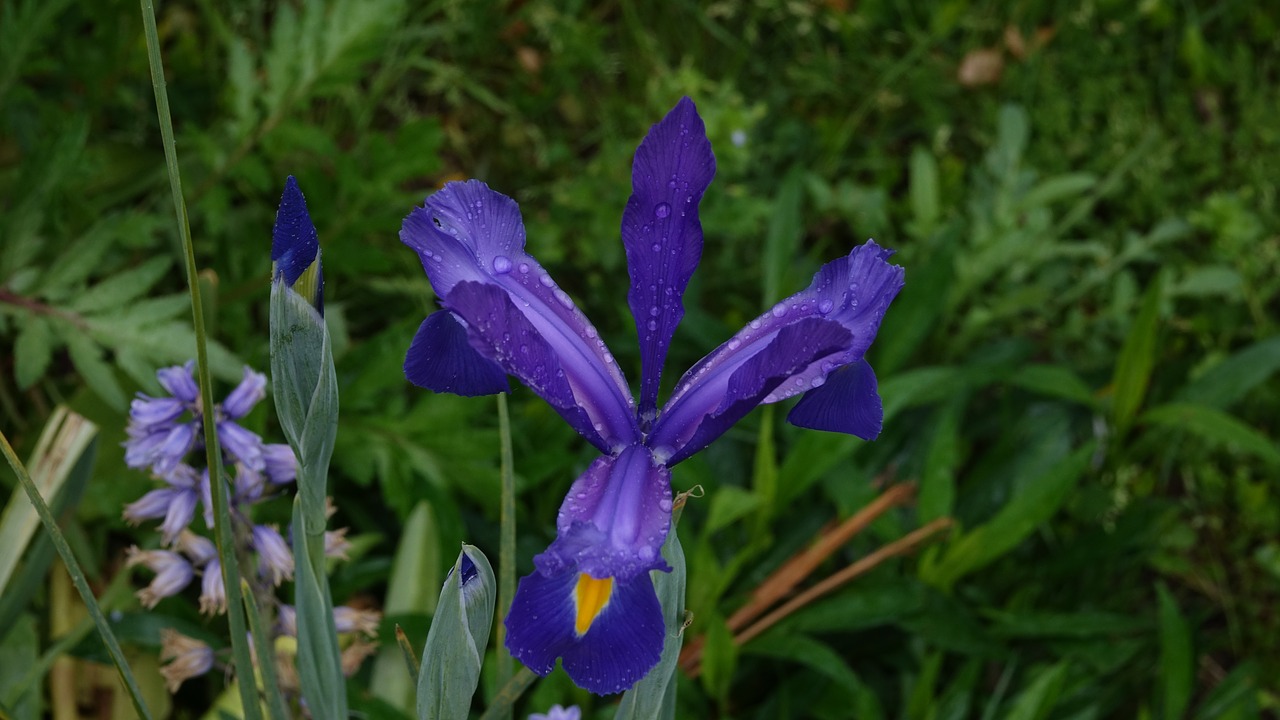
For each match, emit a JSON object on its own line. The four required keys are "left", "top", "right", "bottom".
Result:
{"left": 530, "top": 705, "right": 581, "bottom": 720}
{"left": 221, "top": 367, "right": 267, "bottom": 420}
{"left": 252, "top": 525, "right": 294, "bottom": 586}
{"left": 126, "top": 548, "right": 193, "bottom": 608}
{"left": 277, "top": 604, "right": 297, "bottom": 637}
{"left": 262, "top": 444, "right": 297, "bottom": 485}
{"left": 152, "top": 423, "right": 197, "bottom": 475}
{"left": 123, "top": 427, "right": 169, "bottom": 470}
{"left": 156, "top": 362, "right": 199, "bottom": 404}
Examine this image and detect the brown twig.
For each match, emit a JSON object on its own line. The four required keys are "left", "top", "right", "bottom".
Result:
{"left": 678, "top": 480, "right": 916, "bottom": 672}
{"left": 684, "top": 516, "right": 953, "bottom": 678}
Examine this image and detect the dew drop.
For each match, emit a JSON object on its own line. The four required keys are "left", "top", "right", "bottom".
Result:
{"left": 647, "top": 319, "right": 658, "bottom": 331}
{"left": 554, "top": 289, "right": 573, "bottom": 308}
{"left": 491, "top": 255, "right": 512, "bottom": 274}
{"left": 750, "top": 319, "right": 762, "bottom": 330}
{"left": 667, "top": 178, "right": 677, "bottom": 189}
{"left": 728, "top": 338, "right": 741, "bottom": 350}
{"left": 654, "top": 202, "right": 671, "bottom": 219}
{"left": 771, "top": 303, "right": 788, "bottom": 318}
{"left": 659, "top": 498, "right": 673, "bottom": 512}
{"left": 651, "top": 242, "right": 661, "bottom": 252}
{"left": 638, "top": 546, "right": 655, "bottom": 561}
{"left": 649, "top": 306, "right": 660, "bottom": 317}
{"left": 539, "top": 274, "right": 555, "bottom": 287}
{"left": 518, "top": 262, "right": 530, "bottom": 274}
{"left": 818, "top": 299, "right": 834, "bottom": 314}
{"left": 585, "top": 326, "right": 598, "bottom": 338}
{"left": 810, "top": 376, "right": 826, "bottom": 389}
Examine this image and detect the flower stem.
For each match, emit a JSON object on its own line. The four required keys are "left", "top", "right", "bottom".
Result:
{"left": 137, "top": 2, "right": 263, "bottom": 717}
{"left": 0, "top": 429, "right": 153, "bottom": 720}
{"left": 495, "top": 393, "right": 516, "bottom": 713}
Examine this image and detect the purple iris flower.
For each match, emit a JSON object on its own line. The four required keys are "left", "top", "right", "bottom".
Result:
{"left": 401, "top": 98, "right": 903, "bottom": 694}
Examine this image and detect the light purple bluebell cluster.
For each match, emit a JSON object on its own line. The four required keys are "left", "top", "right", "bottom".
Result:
{"left": 529, "top": 704, "right": 580, "bottom": 720}
{"left": 402, "top": 98, "right": 903, "bottom": 694}
{"left": 122, "top": 362, "right": 303, "bottom": 610}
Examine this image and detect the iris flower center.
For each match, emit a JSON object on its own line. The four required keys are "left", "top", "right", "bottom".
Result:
{"left": 573, "top": 573, "right": 614, "bottom": 636}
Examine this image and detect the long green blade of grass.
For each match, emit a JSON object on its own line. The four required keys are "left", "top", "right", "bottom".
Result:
{"left": 0, "top": 430, "right": 153, "bottom": 720}
{"left": 137, "top": 2, "right": 262, "bottom": 717}
{"left": 494, "top": 392, "right": 516, "bottom": 717}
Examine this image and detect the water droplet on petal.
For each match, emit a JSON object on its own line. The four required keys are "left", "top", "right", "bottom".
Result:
{"left": 771, "top": 303, "right": 788, "bottom": 318}
{"left": 750, "top": 319, "right": 761, "bottom": 330}
{"left": 647, "top": 319, "right": 657, "bottom": 331}
{"left": 518, "top": 262, "right": 530, "bottom": 274}
{"left": 818, "top": 299, "right": 834, "bottom": 314}
{"left": 491, "top": 255, "right": 512, "bottom": 274}
{"left": 659, "top": 498, "right": 673, "bottom": 512}
{"left": 539, "top": 274, "right": 554, "bottom": 287}
{"left": 649, "top": 306, "right": 660, "bottom": 317}
{"left": 811, "top": 376, "right": 826, "bottom": 388}
{"left": 638, "top": 546, "right": 655, "bottom": 561}
{"left": 655, "top": 202, "right": 671, "bottom": 218}
{"left": 651, "top": 242, "right": 661, "bottom": 252}
{"left": 554, "top": 289, "right": 573, "bottom": 308}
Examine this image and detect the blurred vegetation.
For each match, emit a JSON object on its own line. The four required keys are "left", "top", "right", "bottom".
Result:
{"left": 2, "top": 0, "right": 1279, "bottom": 718}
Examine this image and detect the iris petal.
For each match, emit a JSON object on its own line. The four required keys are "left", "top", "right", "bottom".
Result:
{"left": 444, "top": 281, "right": 608, "bottom": 450}
{"left": 787, "top": 359, "right": 883, "bottom": 440}
{"left": 621, "top": 97, "right": 716, "bottom": 424}
{"left": 651, "top": 317, "right": 852, "bottom": 465}
{"left": 506, "top": 567, "right": 664, "bottom": 696}
{"left": 401, "top": 181, "right": 639, "bottom": 447}
{"left": 535, "top": 446, "right": 672, "bottom": 581}
{"left": 404, "top": 310, "right": 509, "bottom": 396}
{"left": 271, "top": 176, "right": 320, "bottom": 287}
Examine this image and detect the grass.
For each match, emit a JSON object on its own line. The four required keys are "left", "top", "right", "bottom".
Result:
{"left": 1, "top": 0, "right": 1278, "bottom": 718}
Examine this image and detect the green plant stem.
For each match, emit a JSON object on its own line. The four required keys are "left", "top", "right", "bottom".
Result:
{"left": 138, "top": 3, "right": 263, "bottom": 718}
{"left": 495, "top": 393, "right": 516, "bottom": 710}
{"left": 477, "top": 667, "right": 537, "bottom": 720}
{"left": 242, "top": 581, "right": 290, "bottom": 720}
{"left": 0, "top": 430, "right": 153, "bottom": 720}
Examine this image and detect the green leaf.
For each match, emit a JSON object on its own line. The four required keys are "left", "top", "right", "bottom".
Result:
{"left": 908, "top": 146, "right": 940, "bottom": 237}
{"left": 919, "top": 398, "right": 963, "bottom": 523}
{"left": 1156, "top": 584, "right": 1193, "bottom": 720}
{"left": 13, "top": 316, "right": 53, "bottom": 390}
{"left": 763, "top": 166, "right": 805, "bottom": 305}
{"left": 292, "top": 497, "right": 346, "bottom": 720}
{"left": 0, "top": 613, "right": 40, "bottom": 720}
{"left": 417, "top": 546, "right": 496, "bottom": 720}
{"left": 62, "top": 331, "right": 124, "bottom": 409}
{"left": 924, "top": 443, "right": 1094, "bottom": 589}
{"left": 705, "top": 486, "right": 760, "bottom": 535}
{"left": 1004, "top": 663, "right": 1069, "bottom": 720}
{"left": 699, "top": 615, "right": 737, "bottom": 706}
{"left": 67, "top": 257, "right": 171, "bottom": 312}
{"left": 1142, "top": 403, "right": 1280, "bottom": 466}
{"left": 615, "top": 524, "right": 687, "bottom": 720}
{"left": 1111, "top": 272, "right": 1164, "bottom": 433}
{"left": 1009, "top": 364, "right": 1097, "bottom": 407}
{"left": 1178, "top": 336, "right": 1280, "bottom": 410}
{"left": 371, "top": 501, "right": 441, "bottom": 713}
{"left": 746, "top": 630, "right": 867, "bottom": 698}
{"left": 1018, "top": 173, "right": 1096, "bottom": 210}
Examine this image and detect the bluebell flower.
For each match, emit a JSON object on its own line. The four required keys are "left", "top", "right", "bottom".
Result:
{"left": 159, "top": 629, "right": 215, "bottom": 692}
{"left": 529, "top": 705, "right": 580, "bottom": 720}
{"left": 253, "top": 524, "right": 294, "bottom": 586}
{"left": 401, "top": 98, "right": 903, "bottom": 694}
{"left": 126, "top": 548, "right": 194, "bottom": 608}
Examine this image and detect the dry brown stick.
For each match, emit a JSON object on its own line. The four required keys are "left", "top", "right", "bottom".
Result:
{"left": 685, "top": 517, "right": 954, "bottom": 678}
{"left": 678, "top": 481, "right": 916, "bottom": 672}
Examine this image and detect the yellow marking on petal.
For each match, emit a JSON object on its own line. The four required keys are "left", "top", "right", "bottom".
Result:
{"left": 573, "top": 573, "right": 614, "bottom": 636}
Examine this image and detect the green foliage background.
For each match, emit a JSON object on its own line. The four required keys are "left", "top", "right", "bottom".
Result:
{"left": 2, "top": 0, "right": 1278, "bottom": 717}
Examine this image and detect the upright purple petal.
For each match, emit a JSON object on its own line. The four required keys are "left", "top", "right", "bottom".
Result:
{"left": 404, "top": 310, "right": 509, "bottom": 396}
{"left": 401, "top": 181, "right": 639, "bottom": 447}
{"left": 787, "top": 359, "right": 884, "bottom": 440}
{"left": 535, "top": 446, "right": 672, "bottom": 581}
{"left": 622, "top": 97, "right": 716, "bottom": 425}
{"left": 444, "top": 281, "right": 616, "bottom": 451}
{"left": 650, "top": 318, "right": 852, "bottom": 465}
{"left": 272, "top": 176, "right": 320, "bottom": 287}
{"left": 157, "top": 362, "right": 199, "bottom": 404}
{"left": 506, "top": 568, "right": 664, "bottom": 695}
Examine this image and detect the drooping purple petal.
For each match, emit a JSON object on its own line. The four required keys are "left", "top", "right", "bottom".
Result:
{"left": 621, "top": 97, "right": 716, "bottom": 425}
{"left": 262, "top": 444, "right": 298, "bottom": 485}
{"left": 401, "top": 180, "right": 639, "bottom": 447}
{"left": 217, "top": 420, "right": 264, "bottom": 470}
{"left": 123, "top": 487, "right": 181, "bottom": 525}
{"left": 272, "top": 176, "right": 320, "bottom": 287}
{"left": 505, "top": 568, "right": 664, "bottom": 695}
{"left": 404, "top": 310, "right": 509, "bottom": 396}
{"left": 444, "top": 281, "right": 611, "bottom": 451}
{"left": 129, "top": 395, "right": 185, "bottom": 428}
{"left": 650, "top": 318, "right": 853, "bottom": 465}
{"left": 221, "top": 367, "right": 267, "bottom": 419}
{"left": 158, "top": 487, "right": 199, "bottom": 545}
{"left": 787, "top": 359, "right": 884, "bottom": 440}
{"left": 535, "top": 446, "right": 672, "bottom": 581}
